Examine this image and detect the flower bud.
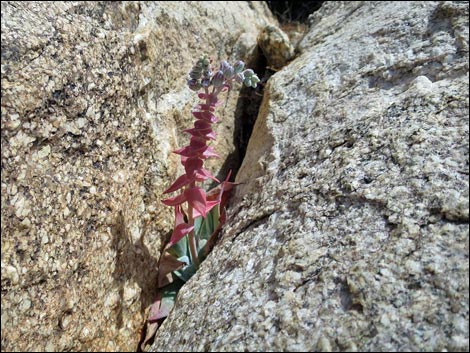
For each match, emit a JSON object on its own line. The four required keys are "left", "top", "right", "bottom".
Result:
{"left": 202, "top": 69, "right": 213, "bottom": 80}
{"left": 211, "top": 71, "right": 225, "bottom": 88}
{"left": 201, "top": 56, "right": 210, "bottom": 67}
{"left": 220, "top": 61, "right": 234, "bottom": 79}
{"left": 189, "top": 67, "right": 202, "bottom": 80}
{"left": 243, "top": 76, "right": 252, "bottom": 87}
{"left": 235, "top": 72, "right": 244, "bottom": 83}
{"left": 233, "top": 60, "right": 245, "bottom": 74}
{"left": 243, "top": 72, "right": 260, "bottom": 88}
{"left": 250, "top": 75, "right": 260, "bottom": 88}
{"left": 187, "top": 78, "right": 201, "bottom": 91}
{"left": 197, "top": 54, "right": 210, "bottom": 67}
{"left": 201, "top": 77, "right": 211, "bottom": 88}
{"left": 243, "top": 69, "right": 255, "bottom": 78}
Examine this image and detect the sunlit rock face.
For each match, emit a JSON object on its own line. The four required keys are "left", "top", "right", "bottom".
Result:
{"left": 0, "top": 1, "right": 274, "bottom": 351}
{"left": 150, "top": 2, "right": 469, "bottom": 352}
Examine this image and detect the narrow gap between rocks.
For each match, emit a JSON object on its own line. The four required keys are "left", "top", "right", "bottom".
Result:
{"left": 230, "top": 1, "right": 325, "bottom": 181}
{"left": 266, "top": 1, "right": 324, "bottom": 24}
{"left": 233, "top": 46, "right": 271, "bottom": 179}
{"left": 207, "top": 46, "right": 270, "bottom": 184}
{"left": 138, "top": 3, "right": 326, "bottom": 351}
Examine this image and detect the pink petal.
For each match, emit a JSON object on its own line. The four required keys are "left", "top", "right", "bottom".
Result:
{"left": 173, "top": 145, "right": 205, "bottom": 157}
{"left": 184, "top": 127, "right": 216, "bottom": 140}
{"left": 169, "top": 223, "right": 194, "bottom": 246}
{"left": 205, "top": 131, "right": 217, "bottom": 140}
{"left": 200, "top": 147, "right": 220, "bottom": 159}
{"left": 194, "top": 127, "right": 216, "bottom": 137}
{"left": 195, "top": 104, "right": 215, "bottom": 112}
{"left": 174, "top": 205, "right": 184, "bottom": 225}
{"left": 174, "top": 145, "right": 219, "bottom": 159}
{"left": 173, "top": 146, "right": 186, "bottom": 154}
{"left": 197, "top": 93, "right": 218, "bottom": 104}
{"left": 190, "top": 136, "right": 208, "bottom": 147}
{"left": 207, "top": 94, "right": 218, "bottom": 104}
{"left": 194, "top": 120, "right": 212, "bottom": 129}
{"left": 220, "top": 170, "right": 235, "bottom": 195}
{"left": 184, "top": 187, "right": 208, "bottom": 217}
{"left": 162, "top": 192, "right": 186, "bottom": 206}
{"left": 192, "top": 200, "right": 220, "bottom": 218}
{"left": 163, "top": 174, "right": 191, "bottom": 194}
{"left": 197, "top": 168, "right": 219, "bottom": 182}
{"left": 194, "top": 174, "right": 209, "bottom": 182}
{"left": 184, "top": 157, "right": 203, "bottom": 176}
{"left": 192, "top": 111, "right": 219, "bottom": 123}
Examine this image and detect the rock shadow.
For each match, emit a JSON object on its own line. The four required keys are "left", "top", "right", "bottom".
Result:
{"left": 110, "top": 210, "right": 161, "bottom": 329}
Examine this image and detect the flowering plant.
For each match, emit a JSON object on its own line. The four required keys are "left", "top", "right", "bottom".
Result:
{"left": 141, "top": 56, "right": 259, "bottom": 348}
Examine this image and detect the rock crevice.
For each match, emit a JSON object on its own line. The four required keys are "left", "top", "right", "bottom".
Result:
{"left": 150, "top": 2, "right": 469, "bottom": 352}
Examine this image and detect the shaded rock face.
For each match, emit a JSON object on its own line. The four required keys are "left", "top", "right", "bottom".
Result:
{"left": 151, "top": 1, "right": 469, "bottom": 352}
{"left": 0, "top": 1, "right": 275, "bottom": 351}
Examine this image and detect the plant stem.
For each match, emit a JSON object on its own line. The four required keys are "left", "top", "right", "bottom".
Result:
{"left": 187, "top": 183, "right": 200, "bottom": 269}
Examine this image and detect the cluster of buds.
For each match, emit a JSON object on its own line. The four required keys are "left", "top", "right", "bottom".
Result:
{"left": 187, "top": 56, "right": 260, "bottom": 92}
{"left": 162, "top": 56, "right": 260, "bottom": 264}
{"left": 187, "top": 55, "right": 212, "bottom": 90}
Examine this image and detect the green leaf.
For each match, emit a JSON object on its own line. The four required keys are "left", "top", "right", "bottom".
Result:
{"left": 173, "top": 262, "right": 197, "bottom": 283}
{"left": 195, "top": 205, "right": 220, "bottom": 242}
{"left": 194, "top": 205, "right": 221, "bottom": 260}
{"left": 167, "top": 232, "right": 190, "bottom": 259}
{"left": 193, "top": 216, "right": 203, "bottom": 239}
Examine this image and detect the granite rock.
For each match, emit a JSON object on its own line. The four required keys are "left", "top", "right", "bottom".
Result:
{"left": 0, "top": 1, "right": 274, "bottom": 351}
{"left": 151, "top": 1, "right": 469, "bottom": 351}
{"left": 258, "top": 25, "right": 295, "bottom": 70}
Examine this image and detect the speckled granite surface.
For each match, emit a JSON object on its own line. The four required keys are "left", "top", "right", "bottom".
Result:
{"left": 1, "top": 1, "right": 274, "bottom": 351}
{"left": 151, "top": 2, "right": 469, "bottom": 351}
